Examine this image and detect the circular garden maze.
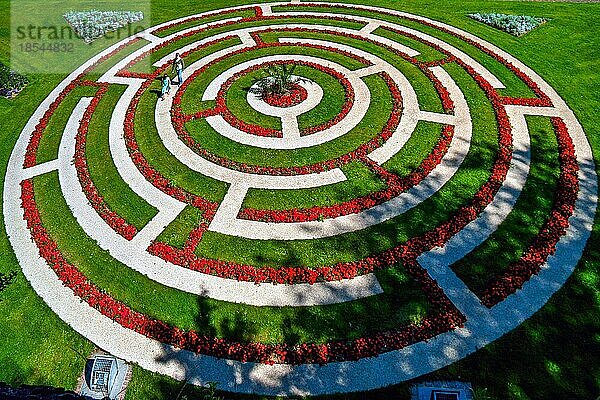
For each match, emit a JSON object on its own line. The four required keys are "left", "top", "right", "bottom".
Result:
{"left": 4, "top": 2, "right": 597, "bottom": 396}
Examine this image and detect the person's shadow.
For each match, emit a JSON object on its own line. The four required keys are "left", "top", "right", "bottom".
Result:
{"left": 150, "top": 89, "right": 162, "bottom": 98}
{"left": 150, "top": 75, "right": 167, "bottom": 99}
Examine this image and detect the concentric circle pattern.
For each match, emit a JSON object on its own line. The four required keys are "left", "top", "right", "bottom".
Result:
{"left": 4, "top": 2, "right": 597, "bottom": 396}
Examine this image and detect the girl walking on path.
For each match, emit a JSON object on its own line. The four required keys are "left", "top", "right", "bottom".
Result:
{"left": 172, "top": 53, "right": 185, "bottom": 85}
{"left": 160, "top": 75, "right": 171, "bottom": 101}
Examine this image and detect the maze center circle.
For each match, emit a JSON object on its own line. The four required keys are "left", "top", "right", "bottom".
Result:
{"left": 246, "top": 75, "right": 321, "bottom": 117}
{"left": 4, "top": 2, "right": 597, "bottom": 396}
{"left": 173, "top": 53, "right": 375, "bottom": 150}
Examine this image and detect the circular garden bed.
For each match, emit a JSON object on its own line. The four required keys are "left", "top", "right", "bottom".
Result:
{"left": 3, "top": 2, "right": 597, "bottom": 397}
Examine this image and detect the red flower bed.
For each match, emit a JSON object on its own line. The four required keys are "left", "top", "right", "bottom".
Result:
{"left": 480, "top": 118, "right": 579, "bottom": 306}
{"left": 74, "top": 82, "right": 139, "bottom": 240}
{"left": 262, "top": 83, "right": 308, "bottom": 107}
{"left": 23, "top": 8, "right": 569, "bottom": 298}
{"left": 167, "top": 26, "right": 459, "bottom": 178}
{"left": 215, "top": 58, "right": 354, "bottom": 138}
{"left": 24, "top": 81, "right": 79, "bottom": 168}
{"left": 119, "top": 21, "right": 511, "bottom": 287}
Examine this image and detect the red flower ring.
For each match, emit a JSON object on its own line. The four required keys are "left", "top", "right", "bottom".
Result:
{"left": 171, "top": 83, "right": 394, "bottom": 176}
{"left": 120, "top": 22, "right": 509, "bottom": 287}
{"left": 21, "top": 24, "right": 466, "bottom": 357}
{"left": 215, "top": 59, "right": 354, "bottom": 138}
{"left": 262, "top": 83, "right": 308, "bottom": 107}
{"left": 112, "top": 12, "right": 570, "bottom": 306}
{"left": 163, "top": 69, "right": 400, "bottom": 199}
{"left": 24, "top": 81, "right": 80, "bottom": 168}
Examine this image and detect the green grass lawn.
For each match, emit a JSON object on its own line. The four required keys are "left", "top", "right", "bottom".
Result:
{"left": 0, "top": 0, "right": 599, "bottom": 399}
{"left": 86, "top": 85, "right": 159, "bottom": 230}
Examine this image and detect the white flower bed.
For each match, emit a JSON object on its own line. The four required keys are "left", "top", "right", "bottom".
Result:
{"left": 0, "top": 62, "right": 28, "bottom": 99}
{"left": 64, "top": 10, "right": 144, "bottom": 43}
{"left": 468, "top": 13, "right": 547, "bottom": 36}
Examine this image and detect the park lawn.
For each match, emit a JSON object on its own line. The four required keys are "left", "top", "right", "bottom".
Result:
{"left": 0, "top": 1, "right": 598, "bottom": 399}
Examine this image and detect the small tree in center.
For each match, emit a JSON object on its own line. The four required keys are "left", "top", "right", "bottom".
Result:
{"left": 249, "top": 64, "right": 309, "bottom": 108}
{"left": 250, "top": 64, "right": 302, "bottom": 99}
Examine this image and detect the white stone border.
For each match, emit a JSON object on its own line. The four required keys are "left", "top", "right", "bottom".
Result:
{"left": 3, "top": 3, "right": 597, "bottom": 396}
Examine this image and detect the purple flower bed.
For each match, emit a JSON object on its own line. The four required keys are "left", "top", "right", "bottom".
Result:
{"left": 0, "top": 62, "right": 28, "bottom": 98}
